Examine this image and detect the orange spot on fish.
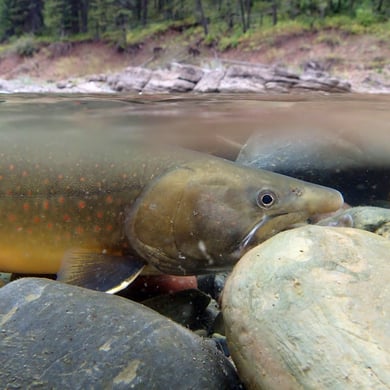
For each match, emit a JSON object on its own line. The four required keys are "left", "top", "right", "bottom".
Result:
{"left": 43, "top": 178, "right": 50, "bottom": 185}
{"left": 0, "top": 175, "right": 3, "bottom": 180}
{"left": 94, "top": 225, "right": 102, "bottom": 233}
{"left": 106, "top": 225, "right": 113, "bottom": 232}
{"left": 7, "top": 214, "right": 17, "bottom": 223}
{"left": 80, "top": 177, "right": 86, "bottom": 182}
{"left": 23, "top": 203, "right": 30, "bottom": 211}
{"left": 27, "top": 190, "right": 32, "bottom": 196}
{"left": 105, "top": 195, "right": 113, "bottom": 204}
{"left": 33, "top": 216, "right": 41, "bottom": 224}
{"left": 27, "top": 228, "right": 33, "bottom": 234}
{"left": 78, "top": 200, "right": 86, "bottom": 209}
{"left": 43, "top": 200, "right": 50, "bottom": 210}
{"left": 6, "top": 190, "right": 13, "bottom": 195}
{"left": 96, "top": 211, "right": 104, "bottom": 219}
{"left": 57, "top": 174, "right": 64, "bottom": 180}
{"left": 58, "top": 196, "right": 65, "bottom": 205}
{"left": 63, "top": 214, "right": 71, "bottom": 222}
{"left": 47, "top": 222, "right": 53, "bottom": 229}
{"left": 22, "top": 170, "right": 28, "bottom": 177}
{"left": 75, "top": 226, "right": 84, "bottom": 234}
{"left": 16, "top": 226, "right": 23, "bottom": 232}
{"left": 9, "top": 164, "right": 14, "bottom": 171}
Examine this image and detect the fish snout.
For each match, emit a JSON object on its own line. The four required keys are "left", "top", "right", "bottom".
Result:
{"left": 302, "top": 184, "right": 344, "bottom": 214}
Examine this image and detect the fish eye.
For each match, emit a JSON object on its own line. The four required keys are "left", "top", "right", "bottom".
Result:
{"left": 256, "top": 190, "right": 277, "bottom": 208}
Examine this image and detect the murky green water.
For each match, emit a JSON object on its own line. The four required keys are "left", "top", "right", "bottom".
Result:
{"left": 1, "top": 92, "right": 390, "bottom": 203}
{"left": 1, "top": 93, "right": 389, "bottom": 148}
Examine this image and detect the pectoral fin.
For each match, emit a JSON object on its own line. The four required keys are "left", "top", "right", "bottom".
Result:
{"left": 57, "top": 250, "right": 146, "bottom": 294}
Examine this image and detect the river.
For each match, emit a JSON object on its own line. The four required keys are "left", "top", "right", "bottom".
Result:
{"left": 1, "top": 92, "right": 390, "bottom": 204}
{"left": 1, "top": 93, "right": 389, "bottom": 145}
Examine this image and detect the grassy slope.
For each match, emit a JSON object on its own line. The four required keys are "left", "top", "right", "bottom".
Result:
{"left": 0, "top": 18, "right": 389, "bottom": 86}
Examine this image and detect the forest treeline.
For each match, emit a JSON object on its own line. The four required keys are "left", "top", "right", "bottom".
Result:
{"left": 0, "top": 0, "right": 389, "bottom": 44}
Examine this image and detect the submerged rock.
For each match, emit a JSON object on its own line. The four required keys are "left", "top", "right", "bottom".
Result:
{"left": 236, "top": 131, "right": 390, "bottom": 206}
{"left": 198, "top": 272, "right": 230, "bottom": 302}
{"left": 0, "top": 272, "right": 11, "bottom": 286}
{"left": 141, "top": 288, "right": 211, "bottom": 329}
{"left": 0, "top": 278, "right": 242, "bottom": 390}
{"left": 318, "top": 206, "right": 390, "bottom": 239}
{"left": 223, "top": 225, "right": 390, "bottom": 389}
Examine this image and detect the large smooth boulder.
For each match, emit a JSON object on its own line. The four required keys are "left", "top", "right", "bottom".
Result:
{"left": 293, "top": 71, "right": 351, "bottom": 92}
{"left": 218, "top": 65, "right": 269, "bottom": 93}
{"left": 223, "top": 225, "right": 390, "bottom": 389}
{"left": 108, "top": 66, "right": 153, "bottom": 92}
{"left": 143, "top": 69, "right": 195, "bottom": 92}
{"left": 193, "top": 70, "right": 226, "bottom": 93}
{"left": 0, "top": 278, "right": 242, "bottom": 390}
{"left": 169, "top": 63, "right": 204, "bottom": 83}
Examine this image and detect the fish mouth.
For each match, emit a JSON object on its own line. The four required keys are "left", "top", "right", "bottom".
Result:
{"left": 233, "top": 211, "right": 307, "bottom": 259}
{"left": 238, "top": 215, "right": 271, "bottom": 252}
{"left": 228, "top": 215, "right": 271, "bottom": 261}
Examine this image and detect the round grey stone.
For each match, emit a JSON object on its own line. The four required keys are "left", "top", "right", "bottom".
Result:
{"left": 0, "top": 278, "right": 242, "bottom": 390}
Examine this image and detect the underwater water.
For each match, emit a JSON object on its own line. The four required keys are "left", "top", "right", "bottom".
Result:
{"left": 1, "top": 93, "right": 389, "bottom": 390}
{"left": 1, "top": 92, "right": 389, "bottom": 206}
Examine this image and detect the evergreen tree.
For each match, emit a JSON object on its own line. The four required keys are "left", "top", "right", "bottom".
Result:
{"left": 0, "top": 0, "right": 14, "bottom": 39}
{"left": 89, "top": 0, "right": 124, "bottom": 38}
{"left": 44, "top": 0, "right": 72, "bottom": 37}
{"left": 27, "top": 0, "right": 44, "bottom": 33}
{"left": 0, "top": 0, "right": 389, "bottom": 44}
{"left": 0, "top": 0, "right": 43, "bottom": 39}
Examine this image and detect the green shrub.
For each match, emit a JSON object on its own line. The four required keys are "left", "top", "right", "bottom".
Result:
{"left": 315, "top": 33, "right": 341, "bottom": 47}
{"left": 203, "top": 32, "right": 219, "bottom": 46}
{"left": 218, "top": 36, "right": 239, "bottom": 51}
{"left": 12, "top": 36, "right": 38, "bottom": 57}
{"left": 356, "top": 7, "right": 377, "bottom": 27}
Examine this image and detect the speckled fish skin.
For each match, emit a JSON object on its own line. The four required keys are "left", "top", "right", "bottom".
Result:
{"left": 0, "top": 130, "right": 343, "bottom": 276}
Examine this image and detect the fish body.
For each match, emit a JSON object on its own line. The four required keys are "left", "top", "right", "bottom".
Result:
{"left": 0, "top": 129, "right": 343, "bottom": 290}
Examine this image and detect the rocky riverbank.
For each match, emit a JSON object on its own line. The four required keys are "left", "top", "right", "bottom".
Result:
{"left": 1, "top": 61, "right": 389, "bottom": 94}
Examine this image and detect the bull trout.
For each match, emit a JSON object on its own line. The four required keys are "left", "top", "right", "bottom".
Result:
{"left": 0, "top": 130, "right": 343, "bottom": 292}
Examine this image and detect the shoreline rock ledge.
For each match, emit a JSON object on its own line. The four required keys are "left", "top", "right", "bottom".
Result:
{"left": 0, "top": 62, "right": 358, "bottom": 94}
{"left": 108, "top": 63, "right": 352, "bottom": 94}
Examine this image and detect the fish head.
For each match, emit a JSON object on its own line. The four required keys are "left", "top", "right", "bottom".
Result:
{"left": 126, "top": 158, "right": 343, "bottom": 275}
